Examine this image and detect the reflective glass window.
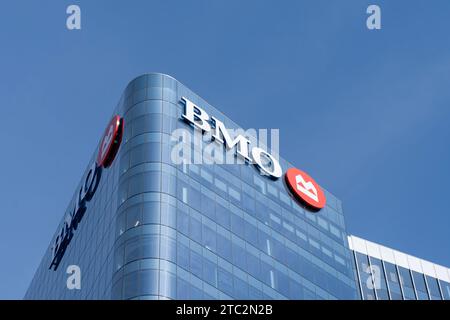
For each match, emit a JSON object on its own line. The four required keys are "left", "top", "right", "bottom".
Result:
{"left": 398, "top": 266, "right": 416, "bottom": 300}
{"left": 159, "top": 270, "right": 176, "bottom": 298}
{"left": 412, "top": 271, "right": 429, "bottom": 300}
{"left": 439, "top": 281, "right": 450, "bottom": 300}
{"left": 217, "top": 267, "right": 234, "bottom": 296}
{"left": 368, "top": 258, "right": 389, "bottom": 300}
{"left": 383, "top": 262, "right": 402, "bottom": 300}
{"left": 139, "top": 269, "right": 159, "bottom": 296}
{"left": 355, "top": 253, "right": 376, "bottom": 300}
{"left": 425, "top": 276, "right": 442, "bottom": 300}
{"left": 123, "top": 271, "right": 139, "bottom": 299}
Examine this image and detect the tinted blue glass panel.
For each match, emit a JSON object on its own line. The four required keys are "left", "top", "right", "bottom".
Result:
{"left": 355, "top": 253, "right": 376, "bottom": 300}
{"left": 398, "top": 266, "right": 416, "bottom": 300}
{"left": 25, "top": 74, "right": 358, "bottom": 300}
{"left": 368, "top": 257, "right": 389, "bottom": 300}
{"left": 425, "top": 275, "right": 442, "bottom": 300}
{"left": 439, "top": 281, "right": 450, "bottom": 300}
{"left": 412, "top": 271, "right": 429, "bottom": 300}
{"left": 383, "top": 262, "right": 402, "bottom": 300}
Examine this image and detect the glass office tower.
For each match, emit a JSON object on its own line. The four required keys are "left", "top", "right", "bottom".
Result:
{"left": 25, "top": 73, "right": 358, "bottom": 300}
{"left": 349, "top": 235, "right": 450, "bottom": 300}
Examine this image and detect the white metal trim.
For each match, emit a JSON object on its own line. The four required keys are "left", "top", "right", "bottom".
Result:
{"left": 348, "top": 235, "right": 450, "bottom": 284}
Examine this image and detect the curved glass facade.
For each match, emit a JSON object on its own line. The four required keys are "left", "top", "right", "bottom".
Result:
{"left": 25, "top": 73, "right": 358, "bottom": 300}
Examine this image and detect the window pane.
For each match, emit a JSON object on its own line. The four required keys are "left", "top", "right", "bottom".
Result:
{"left": 383, "top": 262, "right": 402, "bottom": 300}
{"left": 159, "top": 271, "right": 176, "bottom": 298}
{"left": 218, "top": 267, "right": 234, "bottom": 296}
{"left": 439, "top": 281, "right": 450, "bottom": 300}
{"left": 160, "top": 202, "right": 176, "bottom": 228}
{"left": 177, "top": 242, "right": 189, "bottom": 270}
{"left": 176, "top": 277, "right": 190, "bottom": 299}
{"left": 203, "top": 258, "right": 217, "bottom": 287}
{"left": 142, "top": 201, "right": 160, "bottom": 224}
{"left": 141, "top": 235, "right": 160, "bottom": 259}
{"left": 124, "top": 238, "right": 142, "bottom": 263}
{"left": 160, "top": 236, "right": 176, "bottom": 263}
{"left": 139, "top": 269, "right": 159, "bottom": 296}
{"left": 216, "top": 231, "right": 232, "bottom": 261}
{"left": 190, "top": 250, "right": 203, "bottom": 279}
{"left": 355, "top": 253, "right": 376, "bottom": 300}
{"left": 123, "top": 271, "right": 139, "bottom": 299}
{"left": 368, "top": 258, "right": 389, "bottom": 300}
{"left": 190, "top": 214, "right": 202, "bottom": 244}
{"left": 233, "top": 276, "right": 249, "bottom": 299}
{"left": 126, "top": 205, "right": 142, "bottom": 229}
{"left": 425, "top": 276, "right": 442, "bottom": 300}
{"left": 412, "top": 272, "right": 429, "bottom": 300}
{"left": 202, "top": 224, "right": 216, "bottom": 252}
{"left": 398, "top": 267, "right": 416, "bottom": 300}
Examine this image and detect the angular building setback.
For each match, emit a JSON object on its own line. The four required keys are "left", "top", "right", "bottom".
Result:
{"left": 349, "top": 235, "right": 450, "bottom": 300}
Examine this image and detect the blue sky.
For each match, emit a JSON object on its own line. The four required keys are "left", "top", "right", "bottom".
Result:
{"left": 1, "top": 1, "right": 450, "bottom": 299}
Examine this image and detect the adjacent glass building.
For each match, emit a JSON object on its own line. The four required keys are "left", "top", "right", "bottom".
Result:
{"left": 24, "top": 73, "right": 358, "bottom": 300}
{"left": 349, "top": 235, "right": 450, "bottom": 300}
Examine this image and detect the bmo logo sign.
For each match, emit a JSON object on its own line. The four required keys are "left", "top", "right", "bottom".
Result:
{"left": 285, "top": 168, "right": 326, "bottom": 211}
{"left": 49, "top": 115, "right": 124, "bottom": 270}
{"left": 181, "top": 97, "right": 282, "bottom": 179}
{"left": 97, "top": 115, "right": 123, "bottom": 168}
{"left": 181, "top": 97, "right": 326, "bottom": 212}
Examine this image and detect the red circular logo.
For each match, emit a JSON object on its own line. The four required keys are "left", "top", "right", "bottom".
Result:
{"left": 97, "top": 115, "right": 124, "bottom": 168}
{"left": 285, "top": 168, "right": 326, "bottom": 210}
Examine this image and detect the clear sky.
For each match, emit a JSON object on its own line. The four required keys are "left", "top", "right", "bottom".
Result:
{"left": 1, "top": 0, "right": 450, "bottom": 299}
